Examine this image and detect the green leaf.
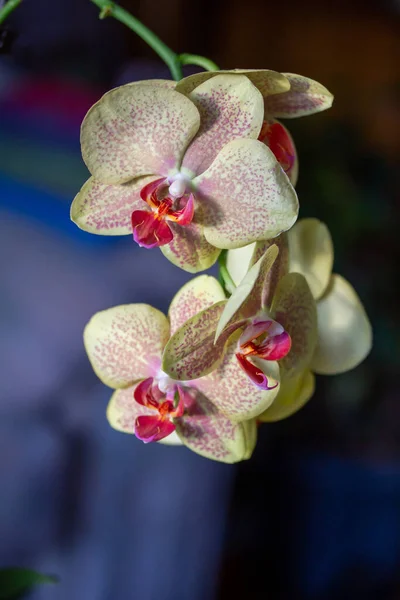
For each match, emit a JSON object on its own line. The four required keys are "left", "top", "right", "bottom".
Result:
{"left": 0, "top": 568, "right": 58, "bottom": 599}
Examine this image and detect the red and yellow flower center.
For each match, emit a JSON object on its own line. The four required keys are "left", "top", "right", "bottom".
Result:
{"left": 133, "top": 377, "right": 184, "bottom": 443}
{"left": 131, "top": 177, "right": 194, "bottom": 249}
{"left": 258, "top": 120, "right": 296, "bottom": 176}
{"left": 235, "top": 318, "right": 291, "bottom": 390}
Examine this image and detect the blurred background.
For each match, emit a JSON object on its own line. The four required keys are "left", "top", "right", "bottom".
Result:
{"left": 0, "top": 0, "right": 399, "bottom": 598}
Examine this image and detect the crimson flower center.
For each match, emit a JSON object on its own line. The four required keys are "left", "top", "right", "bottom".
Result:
{"left": 131, "top": 178, "right": 195, "bottom": 249}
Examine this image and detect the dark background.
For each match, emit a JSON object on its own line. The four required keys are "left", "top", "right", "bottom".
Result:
{"left": 0, "top": 1, "right": 399, "bottom": 599}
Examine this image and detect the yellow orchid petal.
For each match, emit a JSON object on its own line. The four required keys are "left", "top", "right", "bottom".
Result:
{"left": 226, "top": 243, "right": 256, "bottom": 287}
{"left": 175, "top": 387, "right": 256, "bottom": 463}
{"left": 168, "top": 275, "right": 226, "bottom": 335}
{"left": 195, "top": 334, "right": 280, "bottom": 421}
{"left": 160, "top": 206, "right": 221, "bottom": 273}
{"left": 226, "top": 234, "right": 289, "bottom": 300}
{"left": 311, "top": 274, "right": 372, "bottom": 374}
{"left": 259, "top": 369, "right": 315, "bottom": 422}
{"left": 71, "top": 175, "right": 158, "bottom": 235}
{"left": 84, "top": 304, "right": 170, "bottom": 388}
{"left": 264, "top": 73, "right": 333, "bottom": 119}
{"left": 288, "top": 218, "right": 334, "bottom": 300}
{"left": 242, "top": 418, "right": 258, "bottom": 459}
{"left": 194, "top": 139, "right": 298, "bottom": 249}
{"left": 158, "top": 431, "right": 183, "bottom": 446}
{"left": 106, "top": 385, "right": 140, "bottom": 433}
{"left": 271, "top": 273, "right": 317, "bottom": 377}
{"left": 133, "top": 79, "right": 176, "bottom": 89}
{"left": 81, "top": 84, "right": 200, "bottom": 184}
{"left": 215, "top": 244, "right": 279, "bottom": 341}
{"left": 176, "top": 69, "right": 290, "bottom": 99}
{"left": 181, "top": 74, "right": 264, "bottom": 176}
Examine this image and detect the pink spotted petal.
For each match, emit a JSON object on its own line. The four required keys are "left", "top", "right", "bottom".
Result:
{"left": 71, "top": 175, "right": 159, "bottom": 236}
{"left": 194, "top": 335, "right": 280, "bottom": 420}
{"left": 176, "top": 69, "right": 290, "bottom": 100}
{"left": 264, "top": 73, "right": 333, "bottom": 119}
{"left": 194, "top": 139, "right": 298, "bottom": 249}
{"left": 181, "top": 74, "right": 264, "bottom": 176}
{"left": 131, "top": 210, "right": 174, "bottom": 248}
{"left": 81, "top": 85, "right": 200, "bottom": 185}
{"left": 160, "top": 216, "right": 220, "bottom": 273}
{"left": 167, "top": 193, "right": 194, "bottom": 225}
{"left": 175, "top": 387, "right": 256, "bottom": 463}
{"left": 162, "top": 302, "right": 246, "bottom": 381}
{"left": 236, "top": 353, "right": 279, "bottom": 391}
{"left": 168, "top": 275, "right": 226, "bottom": 336}
{"left": 84, "top": 305, "right": 169, "bottom": 389}
{"left": 271, "top": 273, "right": 317, "bottom": 378}
{"left": 135, "top": 415, "right": 175, "bottom": 443}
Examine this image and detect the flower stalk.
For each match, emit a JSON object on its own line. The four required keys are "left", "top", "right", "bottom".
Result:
{"left": 0, "top": 0, "right": 22, "bottom": 26}
{"left": 89, "top": 0, "right": 219, "bottom": 81}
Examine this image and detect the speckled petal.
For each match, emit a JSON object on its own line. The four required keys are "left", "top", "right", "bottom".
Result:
{"left": 168, "top": 275, "right": 226, "bottom": 335}
{"left": 288, "top": 218, "right": 334, "bottom": 300}
{"left": 195, "top": 334, "right": 280, "bottom": 420}
{"left": 215, "top": 245, "right": 279, "bottom": 341}
{"left": 271, "top": 273, "right": 317, "bottom": 378}
{"left": 194, "top": 139, "right": 298, "bottom": 249}
{"left": 258, "top": 369, "right": 315, "bottom": 422}
{"left": 107, "top": 384, "right": 147, "bottom": 433}
{"left": 71, "top": 175, "right": 158, "bottom": 235}
{"left": 84, "top": 304, "right": 170, "bottom": 388}
{"left": 264, "top": 73, "right": 333, "bottom": 118}
{"left": 162, "top": 302, "right": 245, "bottom": 380}
{"left": 311, "top": 274, "right": 372, "bottom": 374}
{"left": 133, "top": 79, "right": 176, "bottom": 89}
{"left": 175, "top": 387, "right": 255, "bottom": 463}
{"left": 81, "top": 85, "right": 200, "bottom": 184}
{"left": 181, "top": 74, "right": 264, "bottom": 177}
{"left": 176, "top": 69, "right": 290, "bottom": 99}
{"left": 160, "top": 212, "right": 221, "bottom": 273}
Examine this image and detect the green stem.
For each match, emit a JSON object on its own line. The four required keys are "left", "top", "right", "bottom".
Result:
{"left": 89, "top": 0, "right": 183, "bottom": 80}
{"left": 218, "top": 251, "right": 236, "bottom": 296}
{"left": 89, "top": 1, "right": 220, "bottom": 81}
{"left": 0, "top": 0, "right": 22, "bottom": 25}
{"left": 178, "top": 53, "right": 219, "bottom": 72}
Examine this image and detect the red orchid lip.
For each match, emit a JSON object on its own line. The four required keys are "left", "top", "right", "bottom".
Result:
{"left": 132, "top": 179, "right": 195, "bottom": 248}
{"left": 258, "top": 121, "right": 295, "bottom": 174}
{"left": 235, "top": 318, "right": 291, "bottom": 389}
{"left": 133, "top": 377, "right": 185, "bottom": 443}
{"left": 236, "top": 353, "right": 279, "bottom": 391}
{"left": 239, "top": 319, "right": 291, "bottom": 361}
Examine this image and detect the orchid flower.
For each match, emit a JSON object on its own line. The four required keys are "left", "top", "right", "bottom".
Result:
{"left": 83, "top": 275, "right": 265, "bottom": 463}
{"left": 176, "top": 70, "right": 334, "bottom": 186}
{"left": 71, "top": 74, "right": 299, "bottom": 273}
{"left": 162, "top": 243, "right": 318, "bottom": 421}
{"left": 225, "top": 218, "right": 372, "bottom": 421}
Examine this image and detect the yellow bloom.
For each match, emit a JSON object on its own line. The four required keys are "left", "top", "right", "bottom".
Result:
{"left": 226, "top": 218, "right": 372, "bottom": 421}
